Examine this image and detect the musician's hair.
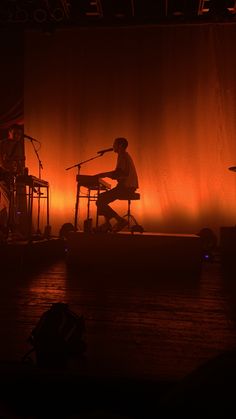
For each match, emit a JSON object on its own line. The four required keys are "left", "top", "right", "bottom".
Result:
{"left": 115, "top": 137, "right": 128, "bottom": 149}
{"left": 9, "top": 124, "right": 23, "bottom": 132}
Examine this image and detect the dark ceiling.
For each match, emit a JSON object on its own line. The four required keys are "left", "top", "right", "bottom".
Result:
{"left": 0, "top": 0, "right": 236, "bottom": 29}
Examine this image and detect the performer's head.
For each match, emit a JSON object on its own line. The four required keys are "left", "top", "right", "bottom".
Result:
{"left": 113, "top": 137, "right": 128, "bottom": 153}
{"left": 8, "top": 124, "right": 23, "bottom": 141}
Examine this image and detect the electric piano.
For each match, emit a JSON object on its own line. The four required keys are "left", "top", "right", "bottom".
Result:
{"left": 76, "top": 174, "right": 111, "bottom": 191}
{"left": 16, "top": 174, "right": 49, "bottom": 188}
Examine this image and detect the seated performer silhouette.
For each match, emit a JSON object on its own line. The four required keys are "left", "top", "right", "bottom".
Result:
{"left": 94, "top": 137, "right": 139, "bottom": 232}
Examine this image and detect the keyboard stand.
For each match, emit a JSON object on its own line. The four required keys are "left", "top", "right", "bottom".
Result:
{"left": 16, "top": 175, "right": 50, "bottom": 240}
{"left": 75, "top": 175, "right": 111, "bottom": 232}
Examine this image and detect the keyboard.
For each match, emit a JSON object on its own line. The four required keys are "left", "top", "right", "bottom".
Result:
{"left": 76, "top": 174, "right": 111, "bottom": 190}
{"left": 16, "top": 175, "right": 49, "bottom": 188}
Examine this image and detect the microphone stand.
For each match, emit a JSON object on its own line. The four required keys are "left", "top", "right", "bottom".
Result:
{"left": 28, "top": 138, "right": 43, "bottom": 235}
{"left": 66, "top": 153, "right": 104, "bottom": 231}
{"left": 29, "top": 138, "right": 43, "bottom": 179}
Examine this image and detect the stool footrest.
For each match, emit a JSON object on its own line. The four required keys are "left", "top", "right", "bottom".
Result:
{"left": 119, "top": 192, "right": 140, "bottom": 201}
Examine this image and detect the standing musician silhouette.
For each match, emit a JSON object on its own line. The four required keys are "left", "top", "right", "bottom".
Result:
{"left": 0, "top": 124, "right": 25, "bottom": 240}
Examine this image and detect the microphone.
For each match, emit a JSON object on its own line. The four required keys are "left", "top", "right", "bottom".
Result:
{"left": 24, "top": 134, "right": 39, "bottom": 142}
{"left": 97, "top": 147, "right": 113, "bottom": 154}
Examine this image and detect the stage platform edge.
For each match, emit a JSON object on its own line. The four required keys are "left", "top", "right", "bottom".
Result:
{"left": 1, "top": 238, "right": 65, "bottom": 272}
{"left": 220, "top": 226, "right": 236, "bottom": 273}
{"left": 66, "top": 231, "right": 202, "bottom": 277}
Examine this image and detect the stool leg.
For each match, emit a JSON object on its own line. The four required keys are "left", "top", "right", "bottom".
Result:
{"left": 123, "top": 200, "right": 144, "bottom": 233}
{"left": 127, "top": 200, "right": 131, "bottom": 228}
{"left": 123, "top": 200, "right": 138, "bottom": 229}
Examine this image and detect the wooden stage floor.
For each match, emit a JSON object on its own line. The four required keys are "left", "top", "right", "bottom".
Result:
{"left": 0, "top": 233, "right": 236, "bottom": 416}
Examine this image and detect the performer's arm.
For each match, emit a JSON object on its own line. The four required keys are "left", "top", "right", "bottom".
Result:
{"left": 94, "top": 168, "right": 125, "bottom": 180}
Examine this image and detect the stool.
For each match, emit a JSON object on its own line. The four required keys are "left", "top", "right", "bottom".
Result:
{"left": 119, "top": 192, "right": 144, "bottom": 233}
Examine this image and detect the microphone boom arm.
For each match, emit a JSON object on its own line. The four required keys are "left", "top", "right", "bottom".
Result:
{"left": 65, "top": 153, "right": 104, "bottom": 171}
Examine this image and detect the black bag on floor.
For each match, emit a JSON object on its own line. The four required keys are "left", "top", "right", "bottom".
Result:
{"left": 24, "top": 302, "right": 86, "bottom": 367}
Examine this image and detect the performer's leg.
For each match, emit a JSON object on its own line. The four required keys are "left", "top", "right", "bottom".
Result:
{"left": 96, "top": 187, "right": 126, "bottom": 221}
{"left": 96, "top": 186, "right": 128, "bottom": 232}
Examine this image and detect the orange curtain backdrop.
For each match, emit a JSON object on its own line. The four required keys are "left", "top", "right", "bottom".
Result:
{"left": 24, "top": 24, "right": 236, "bottom": 236}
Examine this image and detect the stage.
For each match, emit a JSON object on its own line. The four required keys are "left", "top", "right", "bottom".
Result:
{"left": 66, "top": 231, "right": 202, "bottom": 277}
{"left": 1, "top": 237, "right": 65, "bottom": 272}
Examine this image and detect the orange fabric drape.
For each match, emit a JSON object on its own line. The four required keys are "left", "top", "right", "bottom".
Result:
{"left": 24, "top": 24, "right": 236, "bottom": 237}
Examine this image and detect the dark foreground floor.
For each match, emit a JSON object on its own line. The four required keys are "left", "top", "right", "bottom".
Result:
{"left": 0, "top": 253, "right": 236, "bottom": 417}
